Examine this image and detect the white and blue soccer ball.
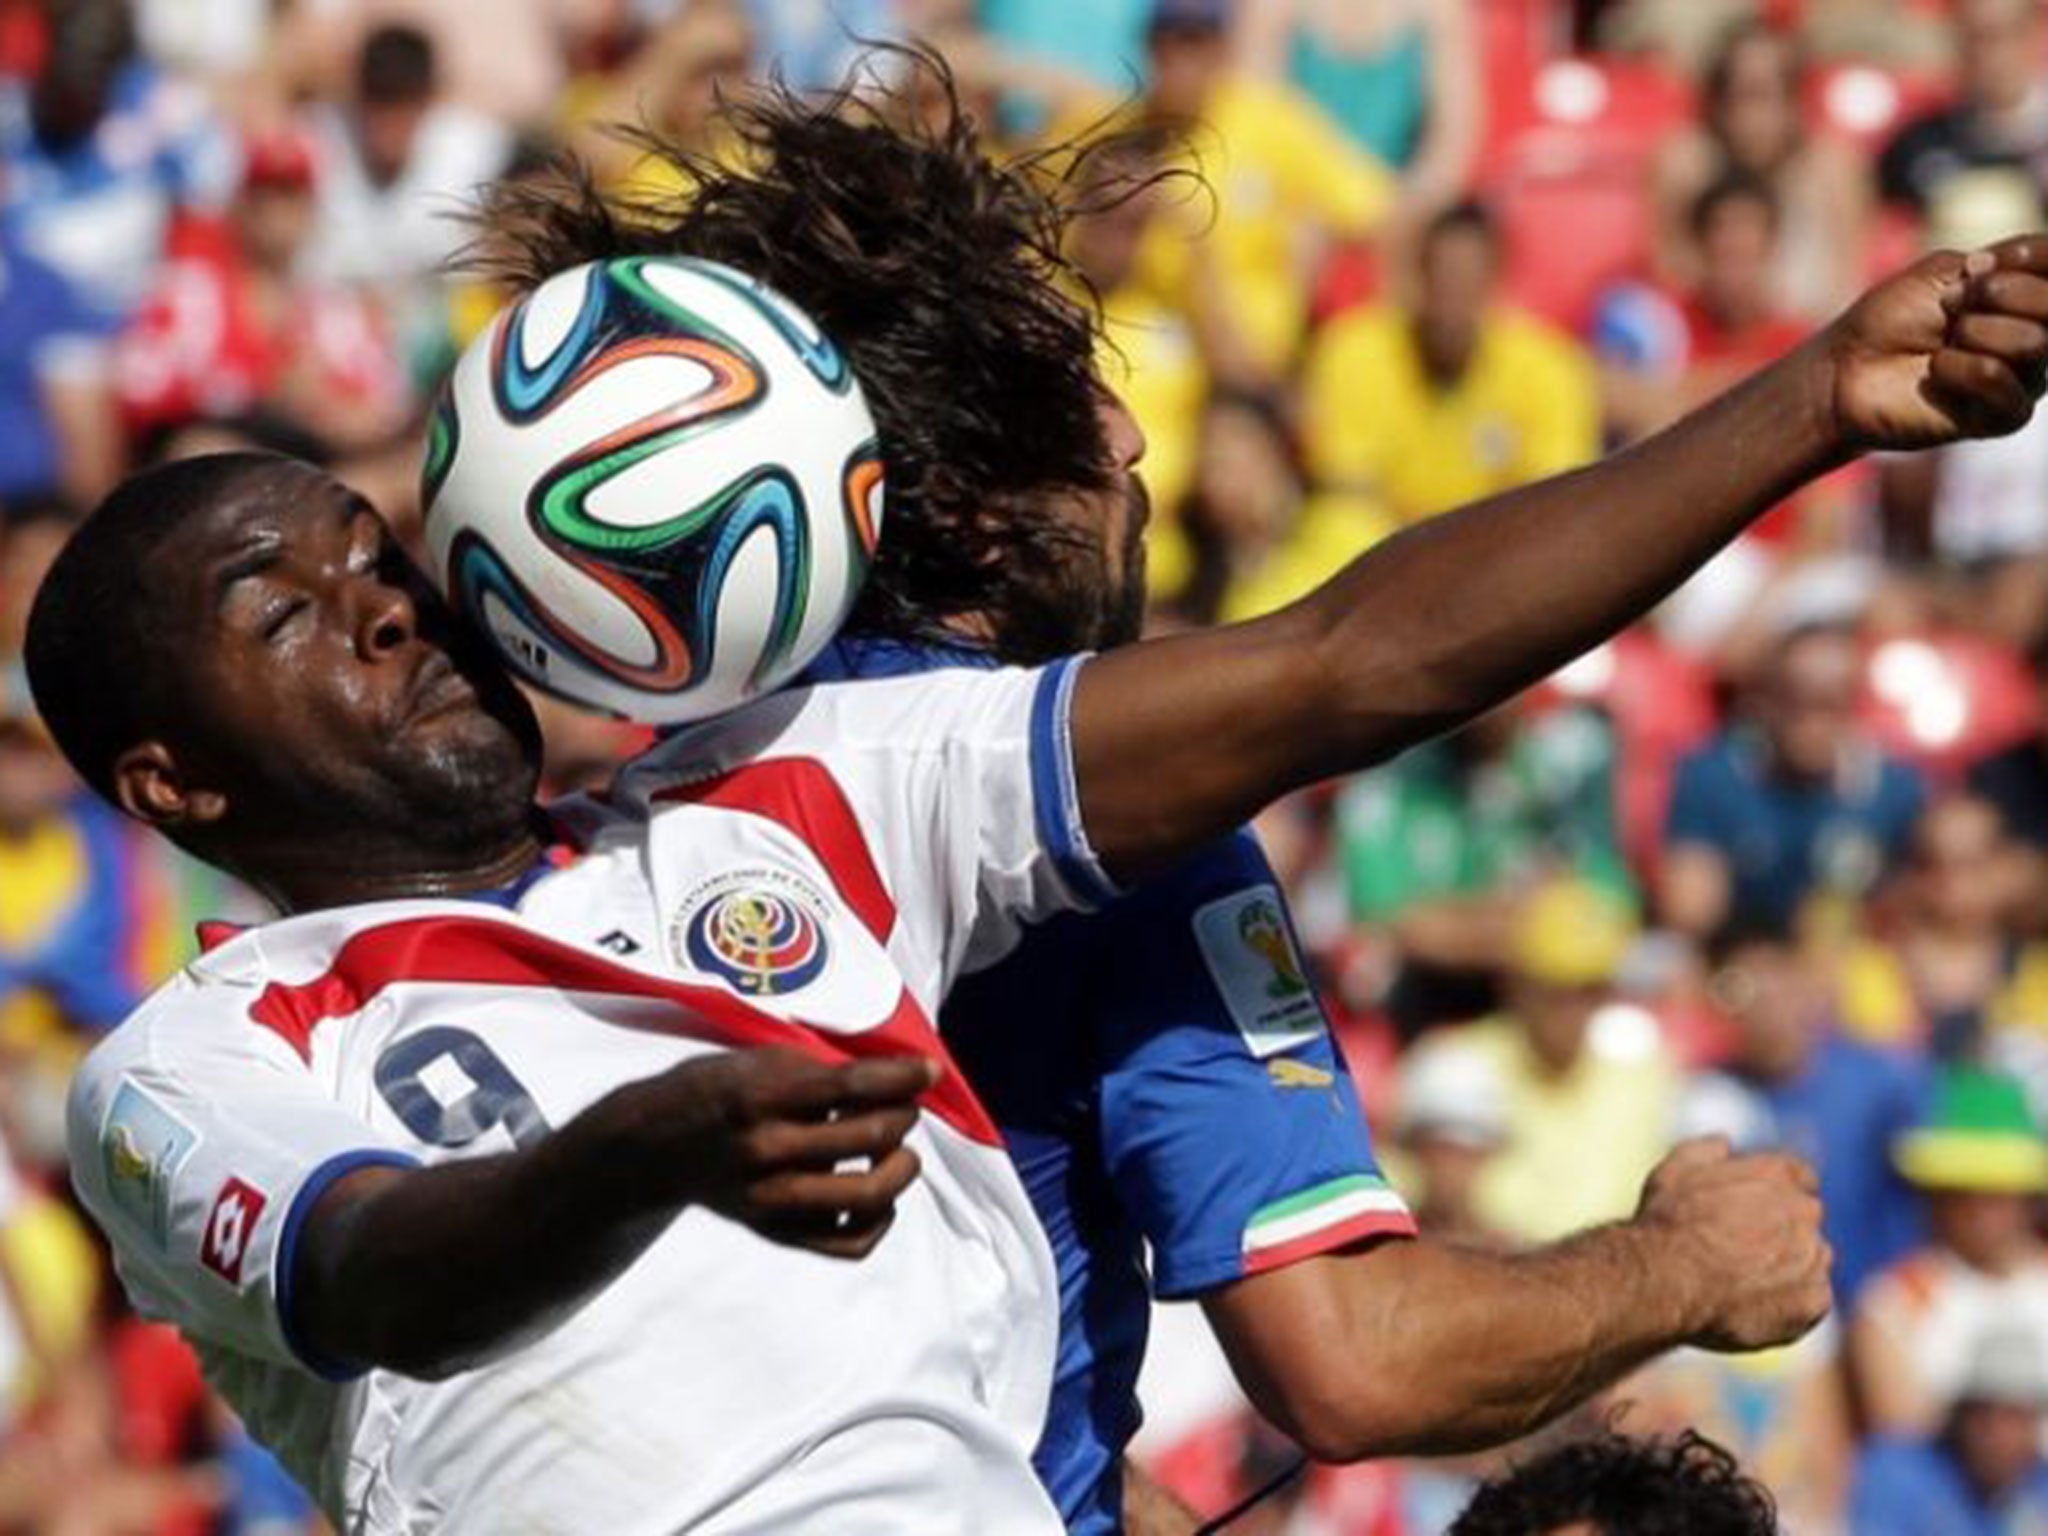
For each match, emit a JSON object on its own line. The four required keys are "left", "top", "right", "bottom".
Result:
{"left": 422, "top": 255, "right": 884, "bottom": 725}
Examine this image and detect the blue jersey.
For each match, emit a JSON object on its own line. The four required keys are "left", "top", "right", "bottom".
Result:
{"left": 809, "top": 637, "right": 1412, "bottom": 1531}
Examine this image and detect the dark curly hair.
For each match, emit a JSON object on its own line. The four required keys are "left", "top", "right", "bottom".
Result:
{"left": 468, "top": 51, "right": 1149, "bottom": 664}
{"left": 1449, "top": 1431, "right": 1780, "bottom": 1536}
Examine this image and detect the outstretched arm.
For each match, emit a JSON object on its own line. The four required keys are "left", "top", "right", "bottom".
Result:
{"left": 1074, "top": 241, "right": 2048, "bottom": 877}
{"left": 1202, "top": 1140, "right": 1830, "bottom": 1461}
{"left": 292, "top": 1049, "right": 933, "bottom": 1380}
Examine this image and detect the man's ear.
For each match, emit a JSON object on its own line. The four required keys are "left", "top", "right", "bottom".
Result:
{"left": 111, "top": 741, "right": 227, "bottom": 828}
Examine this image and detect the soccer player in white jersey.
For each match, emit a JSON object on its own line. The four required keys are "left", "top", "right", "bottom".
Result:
{"left": 29, "top": 85, "right": 2048, "bottom": 1536}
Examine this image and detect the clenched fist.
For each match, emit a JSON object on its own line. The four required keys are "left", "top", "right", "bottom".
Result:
{"left": 1824, "top": 236, "right": 2048, "bottom": 452}
{"left": 1634, "top": 1137, "right": 1833, "bottom": 1354}
{"left": 648, "top": 1047, "right": 937, "bottom": 1260}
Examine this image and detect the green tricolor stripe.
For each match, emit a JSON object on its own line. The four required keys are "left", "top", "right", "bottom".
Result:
{"left": 1243, "top": 1174, "right": 1409, "bottom": 1255}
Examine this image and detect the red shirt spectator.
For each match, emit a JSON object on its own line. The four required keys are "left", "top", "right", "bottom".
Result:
{"left": 116, "top": 128, "right": 408, "bottom": 448}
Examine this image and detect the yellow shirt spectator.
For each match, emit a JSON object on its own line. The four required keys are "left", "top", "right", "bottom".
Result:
{"left": 1049, "top": 74, "right": 1394, "bottom": 380}
{"left": 1429, "top": 1012, "right": 1679, "bottom": 1244}
{"left": 1304, "top": 302, "right": 1601, "bottom": 524}
{"left": 1097, "top": 292, "right": 1208, "bottom": 599}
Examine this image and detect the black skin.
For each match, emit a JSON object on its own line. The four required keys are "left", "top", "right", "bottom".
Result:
{"left": 107, "top": 239, "right": 2048, "bottom": 1388}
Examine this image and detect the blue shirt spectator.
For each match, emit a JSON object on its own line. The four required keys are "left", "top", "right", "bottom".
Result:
{"left": 0, "top": 232, "right": 115, "bottom": 504}
{"left": 1853, "top": 1437, "right": 2048, "bottom": 1536}
{"left": 1661, "top": 627, "right": 1924, "bottom": 936}
{"left": 0, "top": 51, "right": 230, "bottom": 322}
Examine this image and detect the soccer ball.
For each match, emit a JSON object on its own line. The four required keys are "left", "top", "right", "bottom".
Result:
{"left": 422, "top": 255, "right": 884, "bottom": 724}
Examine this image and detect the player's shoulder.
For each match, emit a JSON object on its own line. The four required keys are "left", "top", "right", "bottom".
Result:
{"left": 624, "top": 658, "right": 1079, "bottom": 786}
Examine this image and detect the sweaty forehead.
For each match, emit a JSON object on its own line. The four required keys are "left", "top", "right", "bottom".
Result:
{"left": 179, "top": 462, "right": 360, "bottom": 554}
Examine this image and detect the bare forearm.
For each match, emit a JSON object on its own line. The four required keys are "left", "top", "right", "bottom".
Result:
{"left": 1335, "top": 1232, "right": 1693, "bottom": 1453}
{"left": 295, "top": 1082, "right": 677, "bottom": 1379}
{"left": 1077, "top": 347, "right": 1842, "bottom": 875}
{"left": 1208, "top": 1228, "right": 1697, "bottom": 1460}
{"left": 293, "top": 1050, "right": 931, "bottom": 1379}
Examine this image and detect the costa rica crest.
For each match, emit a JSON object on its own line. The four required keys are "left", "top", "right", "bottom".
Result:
{"left": 674, "top": 869, "right": 833, "bottom": 996}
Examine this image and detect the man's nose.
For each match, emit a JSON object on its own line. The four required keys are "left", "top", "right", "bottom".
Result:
{"left": 356, "top": 579, "right": 418, "bottom": 659}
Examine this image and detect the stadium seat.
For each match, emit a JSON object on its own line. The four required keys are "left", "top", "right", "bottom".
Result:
{"left": 1484, "top": 57, "right": 1695, "bottom": 327}
{"left": 1859, "top": 630, "right": 2041, "bottom": 780}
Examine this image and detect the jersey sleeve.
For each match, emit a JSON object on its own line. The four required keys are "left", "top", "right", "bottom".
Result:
{"left": 811, "top": 658, "right": 1118, "bottom": 983}
{"left": 1093, "top": 833, "right": 1415, "bottom": 1297}
{"left": 634, "top": 657, "right": 1116, "bottom": 990}
{"left": 67, "top": 1004, "right": 419, "bottom": 1380}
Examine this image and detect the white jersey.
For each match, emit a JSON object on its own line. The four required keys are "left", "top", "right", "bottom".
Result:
{"left": 68, "top": 660, "right": 1112, "bottom": 1535}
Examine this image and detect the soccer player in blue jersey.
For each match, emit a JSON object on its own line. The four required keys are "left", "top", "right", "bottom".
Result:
{"left": 474, "top": 57, "right": 2048, "bottom": 1533}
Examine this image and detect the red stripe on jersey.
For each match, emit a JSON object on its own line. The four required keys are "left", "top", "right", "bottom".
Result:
{"left": 651, "top": 759, "right": 897, "bottom": 945}
{"left": 1240, "top": 1210, "right": 1418, "bottom": 1278}
{"left": 246, "top": 916, "right": 999, "bottom": 1144}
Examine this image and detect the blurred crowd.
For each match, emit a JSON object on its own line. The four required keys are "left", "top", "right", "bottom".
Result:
{"left": 1, "top": 0, "right": 2048, "bottom": 1531}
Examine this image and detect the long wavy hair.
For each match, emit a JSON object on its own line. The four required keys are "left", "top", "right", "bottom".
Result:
{"left": 469, "top": 50, "right": 1147, "bottom": 663}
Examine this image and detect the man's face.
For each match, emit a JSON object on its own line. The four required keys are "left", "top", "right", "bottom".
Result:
{"left": 1912, "top": 799, "right": 2010, "bottom": 932}
{"left": 130, "top": 462, "right": 539, "bottom": 859}
{"left": 1417, "top": 226, "right": 1497, "bottom": 376}
{"left": 1147, "top": 24, "right": 1228, "bottom": 122}
{"left": 1931, "top": 1188, "right": 2036, "bottom": 1270}
{"left": 359, "top": 98, "right": 428, "bottom": 185}
{"left": 1762, "top": 630, "right": 1860, "bottom": 780}
{"left": 235, "top": 183, "right": 316, "bottom": 272}
{"left": 1955, "top": 1398, "right": 2045, "bottom": 1496}
{"left": 1714, "top": 33, "right": 1800, "bottom": 170}
{"left": 1023, "top": 391, "right": 1151, "bottom": 655}
{"left": 1511, "top": 978, "right": 1605, "bottom": 1074}
{"left": 1699, "top": 197, "right": 1779, "bottom": 324}
{"left": 1713, "top": 938, "right": 1819, "bottom": 1079}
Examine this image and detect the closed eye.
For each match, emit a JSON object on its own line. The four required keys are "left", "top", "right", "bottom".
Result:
{"left": 262, "top": 598, "right": 309, "bottom": 641}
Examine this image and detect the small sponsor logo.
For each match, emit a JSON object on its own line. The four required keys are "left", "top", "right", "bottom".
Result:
{"left": 101, "top": 1081, "right": 199, "bottom": 1249}
{"left": 672, "top": 869, "right": 833, "bottom": 996}
{"left": 1193, "top": 886, "right": 1325, "bottom": 1058}
{"left": 1267, "top": 1057, "right": 1335, "bottom": 1090}
{"left": 200, "top": 1178, "right": 267, "bottom": 1287}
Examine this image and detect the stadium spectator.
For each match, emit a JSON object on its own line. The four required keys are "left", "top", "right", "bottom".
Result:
{"left": 303, "top": 23, "right": 514, "bottom": 345}
{"left": 1678, "top": 916, "right": 1928, "bottom": 1304}
{"left": 1851, "top": 1069, "right": 2048, "bottom": 1438}
{"left": 1303, "top": 202, "right": 1601, "bottom": 527}
{"left": 118, "top": 126, "right": 413, "bottom": 456}
{"left": 1659, "top": 624, "right": 1926, "bottom": 938}
{"left": 1835, "top": 796, "right": 2047, "bottom": 1061}
{"left": 0, "top": 0, "right": 231, "bottom": 323}
{"left": 1054, "top": 0, "right": 1398, "bottom": 387}
{"left": 1650, "top": 19, "right": 1873, "bottom": 320}
{"left": 572, "top": 2, "right": 757, "bottom": 195}
{"left": 1390, "top": 1041, "right": 1512, "bottom": 1244}
{"left": 1330, "top": 703, "right": 1629, "bottom": 1031}
{"left": 1404, "top": 880, "right": 1678, "bottom": 1243}
{"left": 1173, "top": 390, "right": 1396, "bottom": 625}
{"left": 1852, "top": 1330, "right": 2048, "bottom": 1536}
{"left": 1448, "top": 1429, "right": 1780, "bottom": 1536}
{"left": 1877, "top": 0, "right": 2048, "bottom": 221}
{"left": 1233, "top": 0, "right": 1483, "bottom": 211}
{"left": 0, "top": 231, "right": 118, "bottom": 509}
{"left": 1059, "top": 133, "right": 1208, "bottom": 596}
{"left": 264, "top": 0, "right": 566, "bottom": 130}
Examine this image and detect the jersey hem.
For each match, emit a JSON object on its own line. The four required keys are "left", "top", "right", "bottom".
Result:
{"left": 275, "top": 1147, "right": 423, "bottom": 1383}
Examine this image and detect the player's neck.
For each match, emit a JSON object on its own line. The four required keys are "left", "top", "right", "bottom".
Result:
{"left": 257, "top": 825, "right": 549, "bottom": 915}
